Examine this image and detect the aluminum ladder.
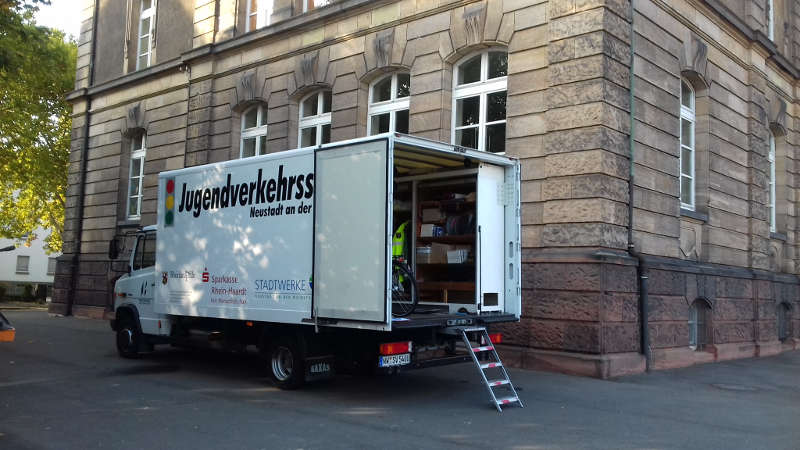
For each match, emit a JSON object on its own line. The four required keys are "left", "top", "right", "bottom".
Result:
{"left": 460, "top": 327, "right": 523, "bottom": 412}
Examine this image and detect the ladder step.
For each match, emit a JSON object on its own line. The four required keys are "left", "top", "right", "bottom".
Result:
{"left": 480, "top": 362, "right": 502, "bottom": 369}
{"left": 472, "top": 345, "right": 494, "bottom": 352}
{"left": 496, "top": 396, "right": 519, "bottom": 405}
{"left": 488, "top": 379, "right": 510, "bottom": 387}
{"left": 461, "top": 327, "right": 487, "bottom": 332}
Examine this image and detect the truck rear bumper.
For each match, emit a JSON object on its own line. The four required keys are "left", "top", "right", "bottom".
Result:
{"left": 391, "top": 311, "right": 517, "bottom": 330}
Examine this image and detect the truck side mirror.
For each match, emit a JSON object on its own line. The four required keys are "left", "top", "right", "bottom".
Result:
{"left": 108, "top": 238, "right": 119, "bottom": 260}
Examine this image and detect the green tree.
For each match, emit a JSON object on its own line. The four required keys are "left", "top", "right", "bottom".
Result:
{"left": 0, "top": 0, "right": 76, "bottom": 253}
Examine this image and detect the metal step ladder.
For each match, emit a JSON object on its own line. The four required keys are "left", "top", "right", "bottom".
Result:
{"left": 460, "top": 327, "right": 523, "bottom": 412}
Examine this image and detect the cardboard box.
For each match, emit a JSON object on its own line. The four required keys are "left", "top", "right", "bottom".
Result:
{"left": 420, "top": 224, "right": 435, "bottom": 237}
{"left": 430, "top": 243, "right": 449, "bottom": 264}
{"left": 447, "top": 249, "right": 469, "bottom": 264}
{"left": 416, "top": 246, "right": 432, "bottom": 263}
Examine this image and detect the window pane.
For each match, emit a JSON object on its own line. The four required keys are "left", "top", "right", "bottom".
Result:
{"left": 488, "top": 52, "right": 508, "bottom": 79}
{"left": 681, "top": 147, "right": 692, "bottom": 176}
{"left": 300, "top": 126, "right": 316, "bottom": 147}
{"left": 681, "top": 176, "right": 693, "bottom": 205}
{"left": 486, "top": 91, "right": 507, "bottom": 122}
{"left": 322, "top": 91, "right": 332, "bottom": 113}
{"left": 396, "top": 73, "right": 410, "bottom": 98}
{"left": 130, "top": 157, "right": 142, "bottom": 177}
{"left": 258, "top": 135, "right": 267, "bottom": 155}
{"left": 458, "top": 55, "right": 481, "bottom": 85}
{"left": 372, "top": 77, "right": 392, "bottom": 103}
{"left": 321, "top": 124, "right": 331, "bottom": 144}
{"left": 132, "top": 136, "right": 143, "bottom": 151}
{"left": 142, "top": 234, "right": 156, "bottom": 268}
{"left": 140, "top": 17, "right": 150, "bottom": 35}
{"left": 486, "top": 123, "right": 506, "bottom": 153}
{"left": 250, "top": 0, "right": 259, "bottom": 9}
{"left": 681, "top": 80, "right": 692, "bottom": 109}
{"left": 129, "top": 197, "right": 140, "bottom": 217}
{"left": 142, "top": 0, "right": 152, "bottom": 10}
{"left": 129, "top": 178, "right": 140, "bottom": 197}
{"left": 243, "top": 108, "right": 258, "bottom": 129}
{"left": 248, "top": 14, "right": 257, "bottom": 31}
{"left": 137, "top": 54, "right": 148, "bottom": 69}
{"left": 242, "top": 137, "right": 256, "bottom": 157}
{"left": 456, "top": 127, "right": 478, "bottom": 149}
{"left": 138, "top": 36, "right": 149, "bottom": 54}
{"left": 681, "top": 118, "right": 693, "bottom": 147}
{"left": 395, "top": 109, "right": 409, "bottom": 134}
{"left": 370, "top": 113, "right": 390, "bottom": 135}
{"left": 456, "top": 96, "right": 480, "bottom": 126}
{"left": 258, "top": 106, "right": 267, "bottom": 126}
{"left": 302, "top": 94, "right": 318, "bottom": 117}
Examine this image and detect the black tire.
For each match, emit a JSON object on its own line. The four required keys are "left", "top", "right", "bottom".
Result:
{"left": 391, "top": 260, "right": 418, "bottom": 317}
{"left": 268, "top": 336, "right": 305, "bottom": 390}
{"left": 116, "top": 314, "right": 142, "bottom": 359}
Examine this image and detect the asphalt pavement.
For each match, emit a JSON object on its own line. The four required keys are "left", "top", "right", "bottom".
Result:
{"left": 1, "top": 310, "right": 798, "bottom": 449}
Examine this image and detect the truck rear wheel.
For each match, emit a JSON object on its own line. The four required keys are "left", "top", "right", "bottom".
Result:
{"left": 116, "top": 315, "right": 142, "bottom": 359}
{"left": 268, "top": 336, "right": 305, "bottom": 390}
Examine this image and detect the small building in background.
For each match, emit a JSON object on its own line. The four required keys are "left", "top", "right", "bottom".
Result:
{"left": 0, "top": 228, "right": 60, "bottom": 301}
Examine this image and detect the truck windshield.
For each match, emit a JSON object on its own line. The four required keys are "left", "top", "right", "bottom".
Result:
{"left": 133, "top": 232, "right": 156, "bottom": 270}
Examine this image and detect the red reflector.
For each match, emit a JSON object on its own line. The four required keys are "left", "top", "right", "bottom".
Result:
{"left": 245, "top": 321, "right": 254, "bottom": 327}
{"left": 379, "top": 341, "right": 412, "bottom": 355}
{"left": 489, "top": 333, "right": 502, "bottom": 344}
{"left": 158, "top": 320, "right": 161, "bottom": 329}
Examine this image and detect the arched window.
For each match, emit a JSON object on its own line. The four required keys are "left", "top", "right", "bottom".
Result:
{"left": 777, "top": 302, "right": 791, "bottom": 341}
{"left": 368, "top": 73, "right": 410, "bottom": 135}
{"left": 240, "top": 104, "right": 268, "bottom": 158}
{"left": 298, "top": 90, "right": 332, "bottom": 147}
{"left": 452, "top": 50, "right": 507, "bottom": 153}
{"left": 679, "top": 79, "right": 695, "bottom": 210}
{"left": 689, "top": 298, "right": 711, "bottom": 350}
{"left": 127, "top": 133, "right": 146, "bottom": 219}
{"left": 768, "top": 130, "right": 776, "bottom": 232}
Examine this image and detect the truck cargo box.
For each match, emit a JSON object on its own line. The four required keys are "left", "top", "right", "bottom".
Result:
{"left": 155, "top": 135, "right": 521, "bottom": 331}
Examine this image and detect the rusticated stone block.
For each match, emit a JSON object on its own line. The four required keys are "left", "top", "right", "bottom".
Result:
{"left": 491, "top": 318, "right": 531, "bottom": 347}
{"left": 524, "top": 290, "right": 602, "bottom": 321}
{"left": 714, "top": 322, "right": 754, "bottom": 343}
{"left": 757, "top": 321, "right": 778, "bottom": 342}
{"left": 529, "top": 320, "right": 601, "bottom": 353}
{"left": 649, "top": 322, "right": 690, "bottom": 348}
{"left": 602, "top": 292, "right": 638, "bottom": 322}
{"left": 529, "top": 263, "right": 602, "bottom": 291}
{"left": 604, "top": 264, "right": 637, "bottom": 293}
{"left": 757, "top": 301, "right": 776, "bottom": 320}
{"left": 713, "top": 298, "right": 754, "bottom": 322}
{"left": 602, "top": 323, "right": 639, "bottom": 353}
{"left": 648, "top": 295, "right": 689, "bottom": 322}
{"left": 541, "top": 222, "right": 627, "bottom": 249}
{"left": 647, "top": 269, "right": 685, "bottom": 296}
{"left": 716, "top": 277, "right": 753, "bottom": 299}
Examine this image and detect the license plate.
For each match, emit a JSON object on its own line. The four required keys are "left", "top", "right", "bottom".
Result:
{"left": 379, "top": 353, "right": 411, "bottom": 367}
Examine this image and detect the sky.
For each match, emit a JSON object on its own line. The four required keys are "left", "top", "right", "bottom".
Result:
{"left": 34, "top": 0, "right": 83, "bottom": 40}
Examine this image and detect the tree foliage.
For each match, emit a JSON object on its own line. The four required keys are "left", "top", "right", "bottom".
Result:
{"left": 0, "top": 0, "right": 76, "bottom": 253}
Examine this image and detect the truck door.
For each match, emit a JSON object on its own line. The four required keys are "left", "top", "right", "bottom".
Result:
{"left": 312, "top": 139, "right": 391, "bottom": 328}
{"left": 476, "top": 163, "right": 505, "bottom": 312}
{"left": 128, "top": 231, "right": 158, "bottom": 334}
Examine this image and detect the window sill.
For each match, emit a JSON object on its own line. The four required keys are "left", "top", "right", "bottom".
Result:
{"left": 770, "top": 231, "right": 787, "bottom": 242}
{"left": 15, "top": 271, "right": 29, "bottom": 275}
{"left": 680, "top": 208, "right": 708, "bottom": 223}
{"left": 118, "top": 219, "right": 141, "bottom": 228}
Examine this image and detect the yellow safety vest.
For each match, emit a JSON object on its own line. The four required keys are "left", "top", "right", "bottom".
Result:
{"left": 392, "top": 221, "right": 408, "bottom": 258}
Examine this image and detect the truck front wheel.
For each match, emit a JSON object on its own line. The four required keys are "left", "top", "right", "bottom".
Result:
{"left": 268, "top": 336, "right": 305, "bottom": 390}
{"left": 116, "top": 315, "right": 142, "bottom": 359}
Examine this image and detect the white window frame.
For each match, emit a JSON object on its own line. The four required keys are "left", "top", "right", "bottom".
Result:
{"left": 768, "top": 131, "right": 776, "bottom": 232}
{"left": 298, "top": 90, "right": 332, "bottom": 148}
{"left": 303, "top": 0, "right": 331, "bottom": 13}
{"left": 768, "top": 0, "right": 775, "bottom": 41}
{"left": 367, "top": 73, "right": 410, "bottom": 136}
{"left": 127, "top": 134, "right": 146, "bottom": 220}
{"left": 47, "top": 257, "right": 57, "bottom": 276}
{"left": 136, "top": 0, "right": 156, "bottom": 70}
{"left": 679, "top": 79, "right": 696, "bottom": 211}
{"left": 15, "top": 255, "right": 30, "bottom": 275}
{"left": 452, "top": 50, "right": 507, "bottom": 153}
{"left": 240, "top": 104, "right": 268, "bottom": 158}
{"left": 246, "top": 0, "right": 274, "bottom": 32}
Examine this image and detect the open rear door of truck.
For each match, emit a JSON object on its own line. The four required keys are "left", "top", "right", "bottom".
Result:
{"left": 312, "top": 138, "right": 393, "bottom": 330}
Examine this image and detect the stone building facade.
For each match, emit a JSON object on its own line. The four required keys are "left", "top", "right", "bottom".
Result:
{"left": 55, "top": 0, "right": 800, "bottom": 376}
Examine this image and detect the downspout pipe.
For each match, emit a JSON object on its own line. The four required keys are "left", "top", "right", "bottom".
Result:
{"left": 66, "top": 0, "right": 99, "bottom": 316}
{"left": 626, "top": 1, "right": 651, "bottom": 371}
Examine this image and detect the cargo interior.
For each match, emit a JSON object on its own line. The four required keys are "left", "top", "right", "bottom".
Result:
{"left": 392, "top": 143, "right": 484, "bottom": 313}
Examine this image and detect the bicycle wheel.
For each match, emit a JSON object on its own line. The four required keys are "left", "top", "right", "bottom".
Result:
{"left": 391, "top": 261, "right": 418, "bottom": 317}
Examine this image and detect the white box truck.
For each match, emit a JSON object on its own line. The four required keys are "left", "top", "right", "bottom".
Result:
{"left": 109, "top": 135, "right": 522, "bottom": 400}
